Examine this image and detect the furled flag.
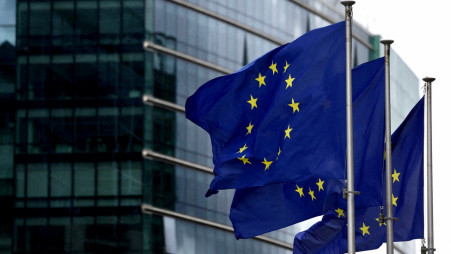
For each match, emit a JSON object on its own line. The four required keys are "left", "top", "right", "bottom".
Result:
{"left": 293, "top": 97, "right": 425, "bottom": 253}
{"left": 230, "top": 58, "right": 386, "bottom": 239}
{"left": 186, "top": 22, "right": 347, "bottom": 196}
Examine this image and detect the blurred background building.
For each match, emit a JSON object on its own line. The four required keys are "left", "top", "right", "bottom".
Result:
{"left": 0, "top": 0, "right": 420, "bottom": 253}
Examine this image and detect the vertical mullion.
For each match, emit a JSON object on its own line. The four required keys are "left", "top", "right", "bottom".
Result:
{"left": 70, "top": 0, "right": 76, "bottom": 250}
{"left": 46, "top": 3, "right": 55, "bottom": 251}
{"left": 21, "top": 0, "right": 32, "bottom": 250}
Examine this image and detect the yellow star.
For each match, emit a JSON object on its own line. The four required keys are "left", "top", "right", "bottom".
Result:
{"left": 277, "top": 147, "right": 281, "bottom": 157}
{"left": 316, "top": 178, "right": 325, "bottom": 191}
{"left": 360, "top": 223, "right": 370, "bottom": 236}
{"left": 283, "top": 61, "right": 290, "bottom": 73}
{"left": 285, "top": 74, "right": 295, "bottom": 89}
{"left": 246, "top": 122, "right": 254, "bottom": 135}
{"left": 392, "top": 169, "right": 400, "bottom": 183}
{"left": 295, "top": 185, "right": 304, "bottom": 198}
{"left": 269, "top": 61, "right": 278, "bottom": 75}
{"left": 288, "top": 98, "right": 300, "bottom": 113}
{"left": 375, "top": 217, "right": 386, "bottom": 227}
{"left": 392, "top": 193, "right": 398, "bottom": 206}
{"left": 261, "top": 158, "right": 273, "bottom": 170}
{"left": 247, "top": 95, "right": 258, "bottom": 110}
{"left": 255, "top": 73, "right": 266, "bottom": 87}
{"left": 335, "top": 208, "right": 345, "bottom": 218}
{"left": 308, "top": 187, "right": 316, "bottom": 200}
{"left": 238, "top": 155, "right": 251, "bottom": 165}
{"left": 237, "top": 144, "right": 248, "bottom": 154}
{"left": 284, "top": 124, "right": 293, "bottom": 139}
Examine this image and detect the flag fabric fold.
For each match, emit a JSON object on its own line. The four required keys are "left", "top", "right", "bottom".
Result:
{"left": 231, "top": 178, "right": 344, "bottom": 239}
{"left": 293, "top": 97, "right": 425, "bottom": 253}
{"left": 293, "top": 209, "right": 345, "bottom": 254}
{"left": 230, "top": 58, "right": 386, "bottom": 239}
{"left": 186, "top": 22, "right": 347, "bottom": 196}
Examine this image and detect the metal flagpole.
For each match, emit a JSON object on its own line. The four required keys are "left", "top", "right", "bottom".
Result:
{"left": 381, "top": 39, "right": 395, "bottom": 254}
{"left": 424, "top": 77, "right": 436, "bottom": 254}
{"left": 341, "top": 1, "right": 356, "bottom": 253}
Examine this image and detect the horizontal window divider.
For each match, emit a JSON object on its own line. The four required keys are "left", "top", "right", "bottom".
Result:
{"left": 143, "top": 41, "right": 233, "bottom": 75}
{"left": 143, "top": 94, "right": 186, "bottom": 113}
{"left": 142, "top": 149, "right": 213, "bottom": 175}
{"left": 166, "top": 0, "right": 286, "bottom": 46}
{"left": 141, "top": 203, "right": 293, "bottom": 250}
{"left": 289, "top": 0, "right": 374, "bottom": 50}
{"left": 168, "top": 0, "right": 373, "bottom": 50}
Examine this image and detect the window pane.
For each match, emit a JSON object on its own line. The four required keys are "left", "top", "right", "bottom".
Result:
{"left": 29, "top": 2, "right": 51, "bottom": 36}
{"left": 27, "top": 163, "right": 48, "bottom": 198}
{"left": 98, "top": 162, "right": 118, "bottom": 196}
{"left": 50, "top": 163, "right": 71, "bottom": 197}
{"left": 99, "top": 1, "right": 120, "bottom": 44}
{"left": 74, "top": 163, "right": 94, "bottom": 196}
{"left": 52, "top": 1, "right": 74, "bottom": 46}
{"left": 121, "top": 161, "right": 142, "bottom": 195}
{"left": 75, "top": 1, "right": 98, "bottom": 45}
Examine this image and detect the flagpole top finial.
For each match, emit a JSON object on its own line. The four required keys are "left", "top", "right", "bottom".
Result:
{"left": 380, "top": 40, "right": 394, "bottom": 45}
{"left": 340, "top": 1, "right": 355, "bottom": 6}
{"left": 423, "top": 77, "right": 435, "bottom": 83}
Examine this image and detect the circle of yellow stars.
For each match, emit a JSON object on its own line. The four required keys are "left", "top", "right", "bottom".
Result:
{"left": 236, "top": 60, "right": 333, "bottom": 210}
{"left": 237, "top": 59, "right": 302, "bottom": 171}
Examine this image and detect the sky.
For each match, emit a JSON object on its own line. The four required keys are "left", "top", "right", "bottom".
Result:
{"left": 352, "top": 0, "right": 451, "bottom": 253}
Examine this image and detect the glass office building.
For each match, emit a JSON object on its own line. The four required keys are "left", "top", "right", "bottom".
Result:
{"left": 0, "top": 0, "right": 420, "bottom": 253}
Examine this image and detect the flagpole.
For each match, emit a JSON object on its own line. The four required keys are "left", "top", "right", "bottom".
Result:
{"left": 424, "top": 77, "right": 436, "bottom": 254}
{"left": 341, "top": 1, "right": 356, "bottom": 253}
{"left": 381, "top": 39, "right": 395, "bottom": 254}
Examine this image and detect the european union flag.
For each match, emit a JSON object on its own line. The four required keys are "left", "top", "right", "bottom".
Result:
{"left": 230, "top": 58, "right": 385, "bottom": 239}
{"left": 231, "top": 178, "right": 344, "bottom": 239}
{"left": 186, "top": 22, "right": 347, "bottom": 196}
{"left": 294, "top": 209, "right": 345, "bottom": 254}
{"left": 293, "top": 97, "right": 425, "bottom": 253}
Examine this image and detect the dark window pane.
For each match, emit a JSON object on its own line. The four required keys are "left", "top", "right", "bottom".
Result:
{"left": 119, "top": 114, "right": 142, "bottom": 153}
{"left": 49, "top": 60, "right": 74, "bottom": 99}
{"left": 120, "top": 53, "right": 143, "bottom": 98}
{"left": 98, "top": 54, "right": 120, "bottom": 98}
{"left": 29, "top": 63, "right": 49, "bottom": 99}
{"left": 75, "top": 2, "right": 98, "bottom": 45}
{"left": 74, "top": 110, "right": 96, "bottom": 153}
{"left": 122, "top": 1, "right": 144, "bottom": 44}
{"left": 29, "top": 3, "right": 51, "bottom": 36}
{"left": 74, "top": 55, "right": 97, "bottom": 98}
{"left": 99, "top": 1, "right": 120, "bottom": 45}
{"left": 53, "top": 2, "right": 75, "bottom": 46}
{"left": 51, "top": 111, "right": 74, "bottom": 153}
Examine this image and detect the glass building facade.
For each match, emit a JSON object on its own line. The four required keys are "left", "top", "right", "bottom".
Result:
{"left": 0, "top": 0, "right": 419, "bottom": 253}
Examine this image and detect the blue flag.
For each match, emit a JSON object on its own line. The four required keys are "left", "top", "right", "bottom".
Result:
{"left": 186, "top": 22, "right": 347, "bottom": 196}
{"left": 230, "top": 58, "right": 386, "bottom": 239}
{"left": 231, "top": 178, "right": 344, "bottom": 239}
{"left": 294, "top": 209, "right": 345, "bottom": 254}
{"left": 293, "top": 97, "right": 425, "bottom": 253}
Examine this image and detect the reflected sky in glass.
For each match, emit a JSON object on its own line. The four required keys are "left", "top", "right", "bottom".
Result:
{"left": 0, "top": 0, "right": 15, "bottom": 44}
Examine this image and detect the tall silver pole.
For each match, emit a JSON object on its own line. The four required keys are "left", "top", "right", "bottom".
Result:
{"left": 341, "top": 1, "right": 355, "bottom": 253}
{"left": 381, "top": 39, "right": 394, "bottom": 254}
{"left": 424, "top": 77, "right": 435, "bottom": 254}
